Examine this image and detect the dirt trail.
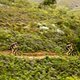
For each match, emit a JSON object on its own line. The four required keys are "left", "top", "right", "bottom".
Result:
{"left": 0, "top": 50, "right": 60, "bottom": 59}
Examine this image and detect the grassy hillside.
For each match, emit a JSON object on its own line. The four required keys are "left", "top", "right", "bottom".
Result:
{"left": 0, "top": 1, "right": 80, "bottom": 80}
{"left": 0, "top": 0, "right": 80, "bottom": 54}
{"left": 0, "top": 55, "right": 80, "bottom": 80}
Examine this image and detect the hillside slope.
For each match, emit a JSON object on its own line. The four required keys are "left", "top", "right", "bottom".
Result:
{"left": 0, "top": 55, "right": 80, "bottom": 80}
{"left": 0, "top": 0, "right": 79, "bottom": 54}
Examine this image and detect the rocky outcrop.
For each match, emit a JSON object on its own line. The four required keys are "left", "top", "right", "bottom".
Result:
{"left": 29, "top": 0, "right": 44, "bottom": 3}
{"left": 29, "top": 0, "right": 80, "bottom": 9}
{"left": 56, "top": 0, "right": 80, "bottom": 9}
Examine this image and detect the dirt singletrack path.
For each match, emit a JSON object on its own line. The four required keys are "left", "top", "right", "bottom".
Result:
{"left": 0, "top": 50, "right": 60, "bottom": 59}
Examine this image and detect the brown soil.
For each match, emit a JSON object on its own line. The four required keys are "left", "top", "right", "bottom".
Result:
{"left": 23, "top": 51, "right": 56, "bottom": 56}
{"left": 0, "top": 50, "right": 56, "bottom": 56}
{"left": 0, "top": 50, "right": 59, "bottom": 59}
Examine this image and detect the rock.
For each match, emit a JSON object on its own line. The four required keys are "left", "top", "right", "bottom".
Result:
{"left": 56, "top": 28, "right": 64, "bottom": 34}
{"left": 57, "top": 0, "right": 80, "bottom": 9}
{"left": 39, "top": 26, "right": 49, "bottom": 30}
{"left": 28, "top": 0, "right": 44, "bottom": 3}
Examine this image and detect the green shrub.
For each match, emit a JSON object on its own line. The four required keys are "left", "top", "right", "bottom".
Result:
{"left": 42, "top": 0, "right": 56, "bottom": 5}
{"left": 0, "top": 55, "right": 80, "bottom": 80}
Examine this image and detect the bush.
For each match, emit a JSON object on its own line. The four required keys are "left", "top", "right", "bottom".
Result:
{"left": 0, "top": 55, "right": 80, "bottom": 80}
{"left": 42, "top": 0, "right": 56, "bottom": 5}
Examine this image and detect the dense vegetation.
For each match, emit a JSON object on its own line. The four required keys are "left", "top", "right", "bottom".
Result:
{"left": 0, "top": 55, "right": 80, "bottom": 80}
{"left": 0, "top": 1, "right": 80, "bottom": 80}
{"left": 0, "top": 0, "right": 80, "bottom": 54}
{"left": 42, "top": 0, "right": 56, "bottom": 5}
